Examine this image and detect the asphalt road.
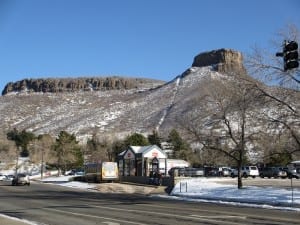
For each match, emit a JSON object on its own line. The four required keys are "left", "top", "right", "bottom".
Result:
{"left": 0, "top": 181, "right": 299, "bottom": 225}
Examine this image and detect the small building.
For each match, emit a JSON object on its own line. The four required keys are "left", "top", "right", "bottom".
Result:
{"left": 118, "top": 145, "right": 167, "bottom": 177}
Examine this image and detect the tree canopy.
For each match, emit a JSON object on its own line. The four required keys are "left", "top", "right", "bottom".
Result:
{"left": 53, "top": 131, "right": 83, "bottom": 174}
{"left": 7, "top": 128, "right": 35, "bottom": 157}
{"left": 124, "top": 132, "right": 149, "bottom": 147}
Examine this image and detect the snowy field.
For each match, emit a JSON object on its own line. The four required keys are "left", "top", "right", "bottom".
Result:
{"left": 170, "top": 178, "right": 300, "bottom": 211}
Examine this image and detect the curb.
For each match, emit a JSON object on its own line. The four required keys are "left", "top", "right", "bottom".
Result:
{"left": 0, "top": 215, "right": 35, "bottom": 225}
{"left": 171, "top": 194, "right": 300, "bottom": 210}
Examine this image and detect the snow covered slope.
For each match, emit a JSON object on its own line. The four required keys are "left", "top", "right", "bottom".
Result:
{"left": 0, "top": 66, "right": 215, "bottom": 141}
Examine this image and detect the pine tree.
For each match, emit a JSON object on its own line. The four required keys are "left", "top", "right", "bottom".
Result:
{"left": 7, "top": 128, "right": 35, "bottom": 157}
{"left": 147, "top": 130, "right": 162, "bottom": 148}
{"left": 124, "top": 133, "right": 149, "bottom": 147}
{"left": 53, "top": 131, "right": 83, "bottom": 174}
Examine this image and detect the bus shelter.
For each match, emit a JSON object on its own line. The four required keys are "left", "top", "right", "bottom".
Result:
{"left": 118, "top": 145, "right": 167, "bottom": 177}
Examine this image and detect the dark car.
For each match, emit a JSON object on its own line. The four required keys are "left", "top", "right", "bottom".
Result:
{"left": 282, "top": 167, "right": 300, "bottom": 179}
{"left": 12, "top": 173, "right": 30, "bottom": 186}
{"left": 259, "top": 167, "right": 287, "bottom": 179}
{"left": 168, "top": 167, "right": 185, "bottom": 177}
{"left": 183, "top": 167, "right": 204, "bottom": 177}
{"left": 204, "top": 166, "right": 219, "bottom": 177}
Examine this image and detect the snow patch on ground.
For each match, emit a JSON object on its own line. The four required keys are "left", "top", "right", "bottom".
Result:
{"left": 170, "top": 178, "right": 300, "bottom": 211}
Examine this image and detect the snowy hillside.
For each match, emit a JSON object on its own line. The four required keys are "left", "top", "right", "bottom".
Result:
{"left": 0, "top": 64, "right": 221, "bottom": 141}
{"left": 0, "top": 49, "right": 298, "bottom": 147}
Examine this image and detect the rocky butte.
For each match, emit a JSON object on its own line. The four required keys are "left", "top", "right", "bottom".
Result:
{"left": 192, "top": 48, "right": 246, "bottom": 75}
{"left": 2, "top": 49, "right": 246, "bottom": 96}
{"left": 0, "top": 49, "right": 251, "bottom": 140}
{"left": 1, "top": 76, "right": 165, "bottom": 95}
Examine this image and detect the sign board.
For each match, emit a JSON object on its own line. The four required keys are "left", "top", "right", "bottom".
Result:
{"left": 144, "top": 147, "right": 166, "bottom": 159}
{"left": 124, "top": 149, "right": 135, "bottom": 159}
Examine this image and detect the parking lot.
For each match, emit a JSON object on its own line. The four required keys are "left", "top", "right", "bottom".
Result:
{"left": 217, "top": 177, "right": 300, "bottom": 188}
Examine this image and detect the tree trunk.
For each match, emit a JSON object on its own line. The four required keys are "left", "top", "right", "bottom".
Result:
{"left": 237, "top": 163, "right": 243, "bottom": 189}
{"left": 238, "top": 174, "right": 243, "bottom": 189}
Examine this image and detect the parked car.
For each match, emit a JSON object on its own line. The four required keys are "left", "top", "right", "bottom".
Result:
{"left": 12, "top": 173, "right": 30, "bottom": 186}
{"left": 6, "top": 174, "right": 15, "bottom": 181}
{"left": 259, "top": 167, "right": 287, "bottom": 179}
{"left": 230, "top": 167, "right": 238, "bottom": 178}
{"left": 204, "top": 166, "right": 219, "bottom": 177}
{"left": 0, "top": 174, "right": 7, "bottom": 181}
{"left": 168, "top": 167, "right": 185, "bottom": 177}
{"left": 282, "top": 167, "right": 300, "bottom": 179}
{"left": 230, "top": 166, "right": 259, "bottom": 178}
{"left": 65, "top": 168, "right": 85, "bottom": 176}
{"left": 183, "top": 167, "right": 204, "bottom": 177}
{"left": 242, "top": 166, "right": 259, "bottom": 178}
{"left": 219, "top": 167, "right": 231, "bottom": 177}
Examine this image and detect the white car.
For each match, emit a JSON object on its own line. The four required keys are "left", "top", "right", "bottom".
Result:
{"left": 0, "top": 174, "right": 7, "bottom": 181}
{"left": 243, "top": 166, "right": 259, "bottom": 178}
{"left": 219, "top": 167, "right": 231, "bottom": 176}
{"left": 230, "top": 166, "right": 259, "bottom": 178}
{"left": 6, "top": 175, "right": 14, "bottom": 181}
{"left": 12, "top": 173, "right": 30, "bottom": 186}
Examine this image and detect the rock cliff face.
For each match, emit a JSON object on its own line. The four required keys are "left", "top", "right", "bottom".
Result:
{"left": 2, "top": 49, "right": 247, "bottom": 95}
{"left": 2, "top": 77, "right": 164, "bottom": 95}
{"left": 192, "top": 48, "right": 246, "bottom": 75}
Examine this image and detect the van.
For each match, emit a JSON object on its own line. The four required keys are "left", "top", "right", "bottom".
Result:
{"left": 84, "top": 162, "right": 118, "bottom": 183}
{"left": 230, "top": 166, "right": 259, "bottom": 178}
{"left": 259, "top": 167, "right": 287, "bottom": 179}
{"left": 242, "top": 166, "right": 259, "bottom": 178}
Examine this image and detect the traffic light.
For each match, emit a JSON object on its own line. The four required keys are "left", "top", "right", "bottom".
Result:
{"left": 283, "top": 41, "right": 299, "bottom": 71}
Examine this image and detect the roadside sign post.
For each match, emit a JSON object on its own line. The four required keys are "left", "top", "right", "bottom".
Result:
{"left": 180, "top": 181, "right": 187, "bottom": 193}
{"left": 290, "top": 178, "right": 294, "bottom": 206}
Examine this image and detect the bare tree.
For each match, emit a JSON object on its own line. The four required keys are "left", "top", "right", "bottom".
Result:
{"left": 0, "top": 141, "right": 15, "bottom": 164}
{"left": 257, "top": 86, "right": 300, "bottom": 159}
{"left": 245, "top": 23, "right": 300, "bottom": 89}
{"left": 84, "top": 132, "right": 118, "bottom": 163}
{"left": 28, "top": 134, "right": 55, "bottom": 171}
{"left": 246, "top": 23, "right": 300, "bottom": 160}
{"left": 180, "top": 76, "right": 264, "bottom": 188}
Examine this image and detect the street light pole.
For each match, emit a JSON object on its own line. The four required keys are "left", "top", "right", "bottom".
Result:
{"left": 15, "top": 147, "right": 19, "bottom": 175}
{"left": 41, "top": 149, "right": 44, "bottom": 180}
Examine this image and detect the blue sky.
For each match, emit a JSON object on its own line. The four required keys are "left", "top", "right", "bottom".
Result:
{"left": 0, "top": 0, "right": 299, "bottom": 93}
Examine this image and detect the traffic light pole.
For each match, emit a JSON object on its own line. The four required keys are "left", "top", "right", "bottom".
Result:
{"left": 276, "top": 40, "right": 299, "bottom": 71}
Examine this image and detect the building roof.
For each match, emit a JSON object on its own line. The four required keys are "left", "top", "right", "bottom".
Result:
{"left": 119, "top": 145, "right": 167, "bottom": 159}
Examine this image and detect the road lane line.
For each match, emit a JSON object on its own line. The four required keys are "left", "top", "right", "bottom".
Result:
{"left": 190, "top": 214, "right": 247, "bottom": 219}
{"left": 44, "top": 208, "right": 149, "bottom": 225}
{"left": 91, "top": 205, "right": 246, "bottom": 225}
